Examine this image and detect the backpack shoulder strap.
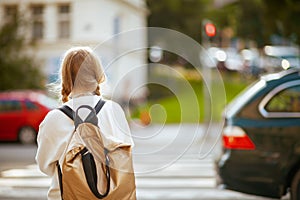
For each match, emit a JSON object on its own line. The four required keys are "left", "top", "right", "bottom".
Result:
{"left": 58, "top": 99, "right": 106, "bottom": 121}
{"left": 58, "top": 105, "right": 74, "bottom": 120}
{"left": 94, "top": 99, "right": 106, "bottom": 114}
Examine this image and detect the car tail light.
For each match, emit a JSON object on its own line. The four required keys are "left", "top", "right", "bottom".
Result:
{"left": 223, "top": 126, "right": 255, "bottom": 150}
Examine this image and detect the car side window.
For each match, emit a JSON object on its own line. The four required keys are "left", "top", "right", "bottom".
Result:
{"left": 0, "top": 100, "right": 22, "bottom": 113}
{"left": 266, "top": 85, "right": 300, "bottom": 113}
{"left": 259, "top": 80, "right": 300, "bottom": 118}
{"left": 25, "top": 101, "right": 38, "bottom": 110}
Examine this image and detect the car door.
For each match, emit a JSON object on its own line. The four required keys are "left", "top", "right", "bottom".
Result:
{"left": 255, "top": 80, "right": 300, "bottom": 184}
{"left": 0, "top": 100, "right": 25, "bottom": 141}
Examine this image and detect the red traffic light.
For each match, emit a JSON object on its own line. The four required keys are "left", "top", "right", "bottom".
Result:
{"left": 204, "top": 23, "right": 216, "bottom": 37}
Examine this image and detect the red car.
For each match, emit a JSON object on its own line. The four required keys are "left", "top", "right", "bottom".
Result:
{"left": 0, "top": 90, "right": 58, "bottom": 144}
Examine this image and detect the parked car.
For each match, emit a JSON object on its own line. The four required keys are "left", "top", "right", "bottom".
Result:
{"left": 0, "top": 90, "right": 58, "bottom": 144}
{"left": 216, "top": 68, "right": 300, "bottom": 199}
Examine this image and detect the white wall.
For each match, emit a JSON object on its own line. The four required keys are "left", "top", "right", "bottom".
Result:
{"left": 70, "top": 0, "right": 148, "bottom": 100}
{"left": 0, "top": 0, "right": 148, "bottom": 100}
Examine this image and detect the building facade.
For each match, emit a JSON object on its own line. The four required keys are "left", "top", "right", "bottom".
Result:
{"left": 0, "top": 0, "right": 148, "bottom": 101}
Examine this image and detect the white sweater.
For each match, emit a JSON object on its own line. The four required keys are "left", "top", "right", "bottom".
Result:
{"left": 35, "top": 95, "right": 134, "bottom": 200}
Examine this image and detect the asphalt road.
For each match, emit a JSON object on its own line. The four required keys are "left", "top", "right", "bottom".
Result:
{"left": 0, "top": 143, "right": 37, "bottom": 172}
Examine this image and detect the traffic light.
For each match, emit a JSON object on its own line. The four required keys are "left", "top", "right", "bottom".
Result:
{"left": 204, "top": 22, "right": 216, "bottom": 38}
{"left": 201, "top": 19, "right": 217, "bottom": 46}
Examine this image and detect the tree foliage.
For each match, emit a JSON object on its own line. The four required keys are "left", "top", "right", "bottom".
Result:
{"left": 205, "top": 0, "right": 300, "bottom": 46}
{"left": 146, "top": 0, "right": 300, "bottom": 47}
{"left": 0, "top": 13, "right": 45, "bottom": 91}
{"left": 147, "top": 0, "right": 209, "bottom": 42}
{"left": 262, "top": 0, "right": 300, "bottom": 44}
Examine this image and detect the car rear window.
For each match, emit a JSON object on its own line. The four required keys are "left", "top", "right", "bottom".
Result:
{"left": 0, "top": 100, "right": 22, "bottom": 112}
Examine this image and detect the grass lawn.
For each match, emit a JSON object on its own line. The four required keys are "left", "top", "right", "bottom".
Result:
{"left": 133, "top": 71, "right": 254, "bottom": 124}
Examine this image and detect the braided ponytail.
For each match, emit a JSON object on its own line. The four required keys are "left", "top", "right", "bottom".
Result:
{"left": 94, "top": 85, "right": 101, "bottom": 96}
{"left": 61, "top": 85, "right": 71, "bottom": 103}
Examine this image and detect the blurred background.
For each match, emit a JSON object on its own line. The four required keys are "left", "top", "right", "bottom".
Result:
{"left": 1, "top": 0, "right": 299, "bottom": 124}
{"left": 0, "top": 0, "right": 300, "bottom": 199}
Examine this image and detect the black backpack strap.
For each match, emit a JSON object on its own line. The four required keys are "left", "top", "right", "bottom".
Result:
{"left": 94, "top": 99, "right": 106, "bottom": 114}
{"left": 58, "top": 105, "right": 74, "bottom": 120}
{"left": 56, "top": 161, "right": 64, "bottom": 199}
{"left": 58, "top": 99, "right": 106, "bottom": 120}
{"left": 80, "top": 147, "right": 110, "bottom": 199}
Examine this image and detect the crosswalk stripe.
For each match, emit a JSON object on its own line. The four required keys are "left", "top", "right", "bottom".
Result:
{"left": 136, "top": 177, "right": 215, "bottom": 189}
{"left": 0, "top": 178, "right": 50, "bottom": 188}
{"left": 136, "top": 188, "right": 218, "bottom": 200}
{"left": 134, "top": 159, "right": 214, "bottom": 166}
{"left": 136, "top": 171, "right": 215, "bottom": 178}
{"left": 1, "top": 168, "right": 46, "bottom": 178}
{"left": 0, "top": 177, "right": 216, "bottom": 189}
{"left": 0, "top": 187, "right": 48, "bottom": 200}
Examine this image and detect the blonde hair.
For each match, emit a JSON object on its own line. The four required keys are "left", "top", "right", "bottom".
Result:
{"left": 60, "top": 47, "right": 105, "bottom": 103}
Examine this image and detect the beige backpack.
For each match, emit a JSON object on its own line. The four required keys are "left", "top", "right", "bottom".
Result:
{"left": 57, "top": 100, "right": 136, "bottom": 200}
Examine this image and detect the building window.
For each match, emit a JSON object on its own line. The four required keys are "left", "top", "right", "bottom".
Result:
{"left": 31, "top": 5, "right": 44, "bottom": 40}
{"left": 32, "top": 5, "right": 43, "bottom": 15}
{"left": 5, "top": 5, "right": 17, "bottom": 16}
{"left": 59, "top": 5, "right": 70, "bottom": 14}
{"left": 32, "top": 21, "right": 43, "bottom": 39}
{"left": 59, "top": 21, "right": 70, "bottom": 38}
{"left": 58, "top": 4, "right": 70, "bottom": 39}
{"left": 4, "top": 5, "right": 18, "bottom": 22}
